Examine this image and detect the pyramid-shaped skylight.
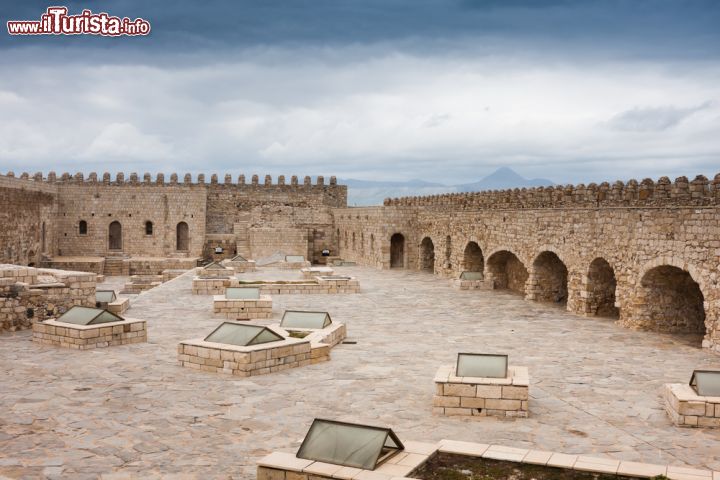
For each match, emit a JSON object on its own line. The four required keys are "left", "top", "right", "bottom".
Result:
{"left": 204, "top": 322, "right": 284, "bottom": 347}
{"left": 281, "top": 310, "right": 332, "bottom": 330}
{"left": 55, "top": 306, "right": 124, "bottom": 326}
{"left": 456, "top": 353, "right": 508, "bottom": 378}
{"left": 231, "top": 254, "right": 248, "bottom": 261}
{"left": 95, "top": 290, "right": 117, "bottom": 304}
{"left": 296, "top": 419, "right": 404, "bottom": 470}
{"left": 225, "top": 287, "right": 260, "bottom": 299}
{"left": 459, "top": 271, "right": 484, "bottom": 280}
{"left": 203, "top": 261, "right": 228, "bottom": 270}
{"left": 690, "top": 369, "right": 720, "bottom": 396}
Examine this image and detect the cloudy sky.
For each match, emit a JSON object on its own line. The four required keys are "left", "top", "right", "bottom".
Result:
{"left": 1, "top": 0, "right": 719, "bottom": 185}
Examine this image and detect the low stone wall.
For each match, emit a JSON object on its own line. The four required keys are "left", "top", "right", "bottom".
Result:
{"left": 664, "top": 383, "right": 720, "bottom": 428}
{"left": 300, "top": 267, "right": 334, "bottom": 278}
{"left": 258, "top": 436, "right": 720, "bottom": 480}
{"left": 270, "top": 260, "right": 312, "bottom": 270}
{"left": 177, "top": 335, "right": 321, "bottom": 377}
{"left": 0, "top": 264, "right": 96, "bottom": 331}
{"left": 162, "top": 269, "right": 187, "bottom": 282}
{"left": 43, "top": 257, "right": 106, "bottom": 275}
{"left": 32, "top": 318, "right": 146, "bottom": 349}
{"left": 213, "top": 295, "right": 273, "bottom": 320}
{"left": 107, "top": 297, "right": 130, "bottom": 315}
{"left": 223, "top": 259, "right": 257, "bottom": 273}
{"left": 433, "top": 365, "right": 529, "bottom": 417}
{"left": 452, "top": 278, "right": 493, "bottom": 290}
{"left": 192, "top": 277, "right": 360, "bottom": 295}
{"left": 271, "top": 322, "right": 347, "bottom": 348}
{"left": 128, "top": 257, "right": 198, "bottom": 275}
{"left": 122, "top": 274, "right": 163, "bottom": 294}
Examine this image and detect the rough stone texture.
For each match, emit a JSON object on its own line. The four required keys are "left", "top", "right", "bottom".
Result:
{"left": 333, "top": 184, "right": 720, "bottom": 352}
{"left": 213, "top": 295, "right": 273, "bottom": 320}
{"left": 664, "top": 383, "right": 720, "bottom": 428}
{"left": 192, "top": 275, "right": 361, "bottom": 295}
{"left": 433, "top": 365, "right": 530, "bottom": 418}
{"left": 32, "top": 318, "right": 147, "bottom": 350}
{"left": 0, "top": 264, "right": 96, "bottom": 331}
{"left": 0, "top": 173, "right": 345, "bottom": 268}
{"left": 2, "top": 267, "right": 720, "bottom": 477}
{"left": 177, "top": 336, "right": 319, "bottom": 376}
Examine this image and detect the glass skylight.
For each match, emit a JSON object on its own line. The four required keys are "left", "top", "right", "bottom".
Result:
{"left": 204, "top": 322, "right": 284, "bottom": 346}
{"left": 281, "top": 310, "right": 332, "bottom": 330}
{"left": 296, "top": 419, "right": 403, "bottom": 470}
{"left": 231, "top": 254, "right": 248, "bottom": 261}
{"left": 55, "top": 306, "right": 124, "bottom": 326}
{"left": 456, "top": 353, "right": 508, "bottom": 378}
{"left": 319, "top": 275, "right": 352, "bottom": 280}
{"left": 285, "top": 255, "right": 305, "bottom": 262}
{"left": 225, "top": 287, "right": 260, "bottom": 299}
{"left": 459, "top": 271, "right": 484, "bottom": 280}
{"left": 690, "top": 370, "right": 720, "bottom": 397}
{"left": 95, "top": 290, "right": 117, "bottom": 304}
{"left": 203, "top": 261, "right": 228, "bottom": 270}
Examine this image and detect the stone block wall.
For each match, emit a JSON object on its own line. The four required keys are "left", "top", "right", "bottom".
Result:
{"left": 213, "top": 295, "right": 273, "bottom": 320}
{"left": 192, "top": 278, "right": 360, "bottom": 295}
{"left": 0, "top": 264, "right": 96, "bottom": 331}
{"left": 433, "top": 365, "right": 529, "bottom": 417}
{"left": 33, "top": 318, "right": 146, "bottom": 349}
{"left": 177, "top": 338, "right": 316, "bottom": 376}
{"left": 664, "top": 383, "right": 720, "bottom": 428}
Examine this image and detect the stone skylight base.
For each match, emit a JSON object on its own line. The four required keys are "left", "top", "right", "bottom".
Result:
{"left": 433, "top": 364, "right": 529, "bottom": 417}
{"left": 452, "top": 278, "right": 493, "bottom": 290}
{"left": 223, "top": 259, "right": 257, "bottom": 272}
{"left": 106, "top": 297, "right": 130, "bottom": 315}
{"left": 300, "top": 266, "right": 334, "bottom": 278}
{"left": 32, "top": 317, "right": 147, "bottom": 350}
{"left": 213, "top": 295, "right": 273, "bottom": 320}
{"left": 178, "top": 325, "right": 332, "bottom": 377}
{"left": 664, "top": 383, "right": 720, "bottom": 428}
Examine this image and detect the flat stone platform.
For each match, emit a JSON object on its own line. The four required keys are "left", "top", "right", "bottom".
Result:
{"left": 0, "top": 266, "right": 718, "bottom": 478}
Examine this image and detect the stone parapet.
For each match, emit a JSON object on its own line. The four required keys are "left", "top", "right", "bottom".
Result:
{"left": 433, "top": 364, "right": 529, "bottom": 418}
{"left": 32, "top": 317, "right": 146, "bottom": 349}
{"left": 664, "top": 383, "right": 720, "bottom": 428}
{"left": 213, "top": 295, "right": 273, "bottom": 320}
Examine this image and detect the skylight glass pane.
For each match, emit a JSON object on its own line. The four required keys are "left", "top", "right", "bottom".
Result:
{"left": 456, "top": 353, "right": 508, "bottom": 378}
{"left": 90, "top": 310, "right": 124, "bottom": 324}
{"left": 226, "top": 287, "right": 260, "bottom": 299}
{"left": 297, "top": 420, "right": 391, "bottom": 470}
{"left": 320, "top": 276, "right": 351, "bottom": 280}
{"left": 692, "top": 371, "right": 720, "bottom": 396}
{"left": 204, "top": 323, "right": 264, "bottom": 346}
{"left": 203, "top": 262, "right": 226, "bottom": 270}
{"left": 55, "top": 306, "right": 105, "bottom": 325}
{"left": 95, "top": 290, "right": 117, "bottom": 303}
{"left": 250, "top": 328, "right": 284, "bottom": 345}
{"left": 285, "top": 255, "right": 305, "bottom": 262}
{"left": 281, "top": 311, "right": 331, "bottom": 330}
{"left": 231, "top": 255, "right": 247, "bottom": 261}
{"left": 460, "top": 271, "right": 484, "bottom": 280}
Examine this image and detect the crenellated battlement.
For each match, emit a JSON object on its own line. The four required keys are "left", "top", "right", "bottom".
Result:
{"left": 3, "top": 171, "right": 340, "bottom": 188}
{"left": 383, "top": 173, "right": 720, "bottom": 209}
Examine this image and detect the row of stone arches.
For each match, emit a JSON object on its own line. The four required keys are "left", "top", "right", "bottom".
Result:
{"left": 107, "top": 221, "right": 190, "bottom": 251}
{"left": 415, "top": 235, "right": 707, "bottom": 341}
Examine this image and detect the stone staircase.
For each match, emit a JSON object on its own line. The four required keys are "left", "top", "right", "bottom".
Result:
{"left": 103, "top": 256, "right": 128, "bottom": 276}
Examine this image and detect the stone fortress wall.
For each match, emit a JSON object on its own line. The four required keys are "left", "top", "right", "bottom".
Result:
{"left": 0, "top": 171, "right": 346, "bottom": 270}
{"left": 2, "top": 169, "right": 720, "bottom": 353}
{"left": 333, "top": 174, "right": 720, "bottom": 353}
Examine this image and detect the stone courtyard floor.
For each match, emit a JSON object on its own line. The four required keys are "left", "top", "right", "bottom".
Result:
{"left": 1, "top": 266, "right": 719, "bottom": 479}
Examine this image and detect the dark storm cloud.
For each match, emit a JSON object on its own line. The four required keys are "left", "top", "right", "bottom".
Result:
{"left": 2, "top": 0, "right": 720, "bottom": 61}
{"left": 0, "top": 1, "right": 719, "bottom": 185}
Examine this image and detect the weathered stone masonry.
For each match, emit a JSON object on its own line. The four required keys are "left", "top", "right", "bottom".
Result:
{"left": 333, "top": 175, "right": 720, "bottom": 353}
{"left": 0, "top": 172, "right": 346, "bottom": 271}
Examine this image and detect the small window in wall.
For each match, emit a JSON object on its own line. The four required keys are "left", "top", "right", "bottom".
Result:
{"left": 79, "top": 220, "right": 87, "bottom": 235}
{"left": 176, "top": 221, "right": 189, "bottom": 250}
{"left": 145, "top": 221, "right": 153, "bottom": 235}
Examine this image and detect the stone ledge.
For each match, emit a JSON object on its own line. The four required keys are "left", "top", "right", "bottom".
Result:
{"left": 664, "top": 383, "right": 720, "bottom": 428}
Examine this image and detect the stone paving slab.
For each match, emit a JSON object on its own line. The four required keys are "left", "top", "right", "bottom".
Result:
{"left": 0, "top": 266, "right": 719, "bottom": 478}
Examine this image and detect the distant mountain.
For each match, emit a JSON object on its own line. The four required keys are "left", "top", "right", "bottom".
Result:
{"left": 343, "top": 167, "right": 555, "bottom": 206}
{"left": 456, "top": 167, "right": 554, "bottom": 192}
